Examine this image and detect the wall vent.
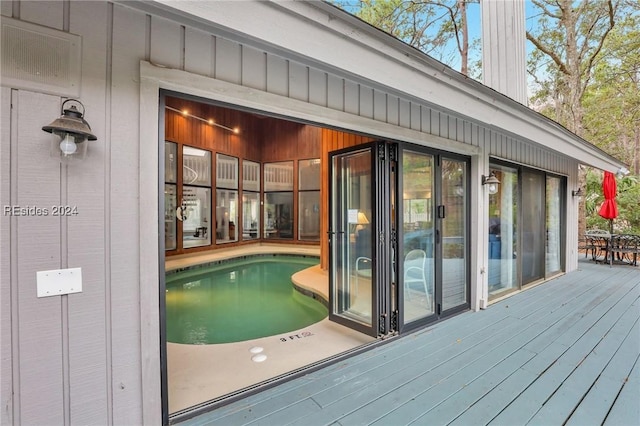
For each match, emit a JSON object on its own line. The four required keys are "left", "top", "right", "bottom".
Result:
{"left": 1, "top": 17, "right": 81, "bottom": 97}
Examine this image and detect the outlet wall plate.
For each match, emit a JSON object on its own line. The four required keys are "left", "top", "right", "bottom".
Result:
{"left": 36, "top": 268, "right": 82, "bottom": 298}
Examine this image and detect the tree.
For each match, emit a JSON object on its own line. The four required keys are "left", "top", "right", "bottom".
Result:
{"left": 527, "top": 0, "right": 618, "bottom": 137}
{"left": 526, "top": 0, "right": 625, "bottom": 240}
{"left": 582, "top": 11, "right": 640, "bottom": 174}
{"left": 335, "top": 0, "right": 478, "bottom": 76}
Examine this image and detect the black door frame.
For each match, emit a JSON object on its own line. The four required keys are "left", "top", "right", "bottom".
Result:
{"left": 396, "top": 143, "right": 471, "bottom": 334}
{"left": 328, "top": 140, "right": 471, "bottom": 338}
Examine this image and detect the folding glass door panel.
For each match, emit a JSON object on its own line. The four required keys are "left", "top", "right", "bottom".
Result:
{"left": 398, "top": 148, "right": 469, "bottom": 329}
{"left": 440, "top": 158, "right": 468, "bottom": 312}
{"left": 329, "top": 147, "right": 378, "bottom": 336}
{"left": 400, "top": 150, "right": 435, "bottom": 323}
{"left": 330, "top": 143, "right": 470, "bottom": 337}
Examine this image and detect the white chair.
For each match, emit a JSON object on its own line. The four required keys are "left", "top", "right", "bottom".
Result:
{"left": 355, "top": 256, "right": 371, "bottom": 293}
{"left": 404, "top": 249, "right": 430, "bottom": 306}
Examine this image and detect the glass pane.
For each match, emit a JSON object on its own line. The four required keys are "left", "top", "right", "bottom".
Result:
{"left": 488, "top": 165, "right": 519, "bottom": 299}
{"left": 165, "top": 142, "right": 177, "bottom": 183}
{"left": 522, "top": 171, "right": 545, "bottom": 284}
{"left": 183, "top": 146, "right": 211, "bottom": 186}
{"left": 216, "top": 189, "right": 238, "bottom": 243}
{"left": 243, "top": 160, "right": 260, "bottom": 192}
{"left": 242, "top": 192, "right": 260, "bottom": 240}
{"left": 331, "top": 149, "right": 372, "bottom": 327}
{"left": 546, "top": 176, "right": 562, "bottom": 274}
{"left": 441, "top": 158, "right": 467, "bottom": 311}
{"left": 182, "top": 186, "right": 211, "bottom": 248}
{"left": 299, "top": 191, "right": 320, "bottom": 241}
{"left": 264, "top": 192, "right": 294, "bottom": 239}
{"left": 402, "top": 151, "right": 435, "bottom": 322}
{"left": 264, "top": 161, "right": 293, "bottom": 192}
{"left": 216, "top": 153, "right": 238, "bottom": 189}
{"left": 299, "top": 159, "right": 321, "bottom": 190}
{"left": 164, "top": 184, "right": 177, "bottom": 250}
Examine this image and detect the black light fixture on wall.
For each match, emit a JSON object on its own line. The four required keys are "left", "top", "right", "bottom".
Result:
{"left": 42, "top": 99, "right": 97, "bottom": 162}
{"left": 571, "top": 188, "right": 584, "bottom": 198}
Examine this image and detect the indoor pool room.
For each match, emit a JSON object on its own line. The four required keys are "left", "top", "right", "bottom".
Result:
{"left": 162, "top": 94, "right": 468, "bottom": 416}
{"left": 166, "top": 255, "right": 327, "bottom": 345}
{"left": 165, "top": 246, "right": 375, "bottom": 414}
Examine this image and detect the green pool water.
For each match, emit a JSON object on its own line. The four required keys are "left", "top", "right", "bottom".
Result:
{"left": 165, "top": 255, "right": 326, "bottom": 344}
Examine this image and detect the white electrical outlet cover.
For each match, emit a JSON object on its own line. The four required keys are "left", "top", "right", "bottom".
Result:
{"left": 36, "top": 267, "right": 82, "bottom": 297}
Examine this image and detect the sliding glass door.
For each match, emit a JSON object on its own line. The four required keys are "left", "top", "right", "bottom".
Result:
{"left": 488, "top": 164, "right": 519, "bottom": 298}
{"left": 546, "top": 176, "right": 563, "bottom": 276}
{"left": 488, "top": 161, "right": 566, "bottom": 300}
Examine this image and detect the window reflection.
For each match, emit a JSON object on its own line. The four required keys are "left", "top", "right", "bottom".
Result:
{"left": 264, "top": 192, "right": 293, "bottom": 239}
{"left": 265, "top": 161, "right": 294, "bottom": 240}
{"left": 182, "top": 186, "right": 211, "bottom": 248}
{"left": 242, "top": 192, "right": 260, "bottom": 240}
{"left": 216, "top": 189, "right": 238, "bottom": 243}
{"left": 488, "top": 165, "right": 519, "bottom": 299}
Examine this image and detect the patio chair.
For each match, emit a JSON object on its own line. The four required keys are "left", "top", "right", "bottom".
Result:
{"left": 404, "top": 249, "right": 431, "bottom": 306}
{"left": 583, "top": 229, "right": 611, "bottom": 261}
{"left": 608, "top": 234, "right": 640, "bottom": 267}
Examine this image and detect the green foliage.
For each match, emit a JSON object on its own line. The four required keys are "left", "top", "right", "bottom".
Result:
{"left": 582, "top": 12, "right": 640, "bottom": 172}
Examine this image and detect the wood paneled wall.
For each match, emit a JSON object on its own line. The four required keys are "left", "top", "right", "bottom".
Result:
{"left": 165, "top": 97, "right": 258, "bottom": 161}
{"left": 163, "top": 96, "right": 375, "bottom": 267}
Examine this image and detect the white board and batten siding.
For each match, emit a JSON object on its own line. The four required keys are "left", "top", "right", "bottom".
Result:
{"left": 1, "top": 1, "right": 603, "bottom": 424}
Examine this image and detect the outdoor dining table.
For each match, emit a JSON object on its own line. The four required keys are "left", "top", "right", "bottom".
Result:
{"left": 584, "top": 232, "right": 640, "bottom": 267}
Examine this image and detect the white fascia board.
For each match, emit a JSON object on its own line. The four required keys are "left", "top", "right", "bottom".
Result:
{"left": 148, "top": 0, "right": 624, "bottom": 172}
{"left": 141, "top": 61, "right": 480, "bottom": 157}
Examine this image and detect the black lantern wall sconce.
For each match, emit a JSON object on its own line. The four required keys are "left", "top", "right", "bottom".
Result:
{"left": 42, "top": 99, "right": 97, "bottom": 162}
{"left": 482, "top": 172, "right": 500, "bottom": 195}
{"left": 571, "top": 188, "right": 584, "bottom": 198}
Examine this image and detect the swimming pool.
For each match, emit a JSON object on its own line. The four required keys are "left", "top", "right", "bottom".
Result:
{"left": 165, "top": 255, "right": 326, "bottom": 344}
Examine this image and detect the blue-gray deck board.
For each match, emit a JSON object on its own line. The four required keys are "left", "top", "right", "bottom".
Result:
{"left": 179, "top": 261, "right": 640, "bottom": 426}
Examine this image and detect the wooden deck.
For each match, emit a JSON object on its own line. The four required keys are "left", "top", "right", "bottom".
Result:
{"left": 178, "top": 260, "right": 640, "bottom": 426}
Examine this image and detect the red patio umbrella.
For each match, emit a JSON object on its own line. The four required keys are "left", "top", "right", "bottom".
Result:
{"left": 598, "top": 171, "right": 618, "bottom": 234}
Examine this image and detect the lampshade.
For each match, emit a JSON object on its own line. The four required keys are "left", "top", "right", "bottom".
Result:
{"left": 357, "top": 211, "right": 369, "bottom": 225}
{"left": 42, "top": 99, "right": 96, "bottom": 162}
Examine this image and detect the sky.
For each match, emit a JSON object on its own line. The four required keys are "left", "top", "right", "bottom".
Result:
{"left": 336, "top": 1, "right": 542, "bottom": 82}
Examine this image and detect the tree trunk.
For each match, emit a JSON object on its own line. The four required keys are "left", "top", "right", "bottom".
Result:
{"left": 458, "top": 0, "right": 468, "bottom": 75}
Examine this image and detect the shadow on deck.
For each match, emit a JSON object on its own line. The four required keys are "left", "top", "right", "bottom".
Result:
{"left": 179, "top": 260, "right": 640, "bottom": 426}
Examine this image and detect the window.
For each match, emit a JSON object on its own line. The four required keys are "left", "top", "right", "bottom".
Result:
{"left": 216, "top": 154, "right": 239, "bottom": 244}
{"left": 242, "top": 160, "right": 260, "bottom": 240}
{"left": 264, "top": 161, "right": 294, "bottom": 239}
{"left": 182, "top": 146, "right": 212, "bottom": 248}
{"left": 298, "top": 159, "right": 321, "bottom": 241}
{"left": 164, "top": 142, "right": 177, "bottom": 250}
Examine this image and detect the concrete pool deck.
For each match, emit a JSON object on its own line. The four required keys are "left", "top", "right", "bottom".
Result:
{"left": 165, "top": 243, "right": 322, "bottom": 272}
{"left": 165, "top": 244, "right": 376, "bottom": 414}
